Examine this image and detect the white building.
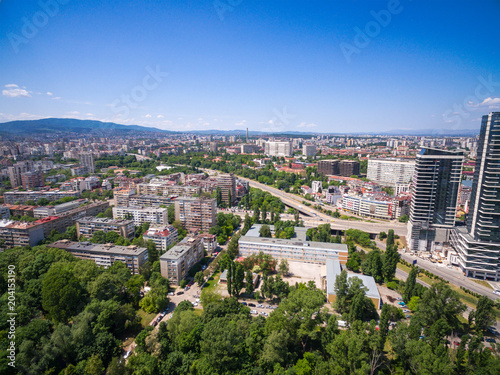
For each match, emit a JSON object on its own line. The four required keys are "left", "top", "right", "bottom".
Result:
{"left": 264, "top": 141, "right": 293, "bottom": 157}
{"left": 367, "top": 159, "right": 415, "bottom": 186}
{"left": 311, "top": 181, "right": 323, "bottom": 194}
{"left": 303, "top": 144, "right": 316, "bottom": 157}
{"left": 143, "top": 225, "right": 179, "bottom": 252}
{"left": 113, "top": 206, "right": 169, "bottom": 226}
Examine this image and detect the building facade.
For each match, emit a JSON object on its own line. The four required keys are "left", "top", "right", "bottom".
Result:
{"left": 217, "top": 173, "right": 236, "bottom": 206}
{"left": 113, "top": 206, "right": 169, "bottom": 226}
{"left": 367, "top": 159, "right": 415, "bottom": 186}
{"left": 143, "top": 225, "right": 179, "bottom": 252}
{"left": 407, "top": 148, "right": 463, "bottom": 253}
{"left": 50, "top": 240, "right": 148, "bottom": 275}
{"left": 160, "top": 236, "right": 204, "bottom": 285}
{"left": 174, "top": 197, "right": 217, "bottom": 232}
{"left": 76, "top": 217, "right": 136, "bottom": 239}
{"left": 264, "top": 141, "right": 293, "bottom": 157}
{"left": 451, "top": 112, "right": 500, "bottom": 281}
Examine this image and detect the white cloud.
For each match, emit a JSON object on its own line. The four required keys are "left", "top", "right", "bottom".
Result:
{"left": 478, "top": 97, "right": 500, "bottom": 108}
{"left": 2, "top": 84, "right": 31, "bottom": 98}
{"left": 157, "top": 115, "right": 164, "bottom": 119}
{"left": 145, "top": 114, "right": 152, "bottom": 118}
{"left": 297, "top": 122, "right": 317, "bottom": 128}
{"left": 46, "top": 92, "right": 53, "bottom": 96}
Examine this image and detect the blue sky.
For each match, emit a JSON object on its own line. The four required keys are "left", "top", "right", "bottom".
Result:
{"left": 0, "top": 0, "right": 499, "bottom": 133}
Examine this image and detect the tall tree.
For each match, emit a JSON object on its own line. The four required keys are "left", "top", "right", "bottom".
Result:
{"left": 386, "top": 229, "right": 395, "bottom": 247}
{"left": 226, "top": 262, "right": 233, "bottom": 296}
{"left": 383, "top": 244, "right": 399, "bottom": 281}
{"left": 245, "top": 270, "right": 254, "bottom": 295}
{"left": 403, "top": 266, "right": 418, "bottom": 302}
{"left": 473, "top": 296, "right": 496, "bottom": 334}
{"left": 278, "top": 259, "right": 289, "bottom": 276}
{"left": 232, "top": 262, "right": 246, "bottom": 296}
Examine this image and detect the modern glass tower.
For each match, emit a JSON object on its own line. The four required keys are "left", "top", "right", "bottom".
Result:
{"left": 408, "top": 148, "right": 463, "bottom": 253}
{"left": 451, "top": 112, "right": 500, "bottom": 280}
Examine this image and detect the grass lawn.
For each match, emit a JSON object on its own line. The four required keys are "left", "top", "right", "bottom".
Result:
{"left": 471, "top": 279, "right": 493, "bottom": 289}
{"left": 203, "top": 270, "right": 222, "bottom": 293}
{"left": 137, "top": 309, "right": 156, "bottom": 328}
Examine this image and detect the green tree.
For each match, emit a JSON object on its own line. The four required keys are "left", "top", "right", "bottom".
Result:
{"left": 259, "top": 224, "right": 272, "bottom": 238}
{"left": 472, "top": 296, "right": 496, "bottom": 334}
{"left": 232, "top": 262, "right": 245, "bottom": 296}
{"left": 386, "top": 229, "right": 395, "bottom": 247}
{"left": 403, "top": 266, "right": 418, "bottom": 302}
{"left": 278, "top": 259, "right": 289, "bottom": 276}
{"left": 245, "top": 270, "right": 254, "bottom": 295}
{"left": 167, "top": 204, "right": 175, "bottom": 224}
{"left": 194, "top": 271, "right": 205, "bottom": 287}
{"left": 383, "top": 244, "right": 399, "bottom": 281}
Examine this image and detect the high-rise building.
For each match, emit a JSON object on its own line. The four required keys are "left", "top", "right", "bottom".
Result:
{"left": 367, "top": 159, "right": 415, "bottom": 186}
{"left": 21, "top": 170, "right": 45, "bottom": 189}
{"left": 407, "top": 148, "right": 463, "bottom": 253}
{"left": 451, "top": 112, "right": 500, "bottom": 280}
{"left": 174, "top": 197, "right": 217, "bottom": 232}
{"left": 317, "top": 160, "right": 339, "bottom": 176}
{"left": 78, "top": 152, "right": 95, "bottom": 174}
{"left": 113, "top": 206, "right": 169, "bottom": 226}
{"left": 339, "top": 160, "right": 360, "bottom": 177}
{"left": 303, "top": 144, "right": 316, "bottom": 157}
{"left": 264, "top": 141, "right": 293, "bottom": 157}
{"left": 8, "top": 161, "right": 34, "bottom": 188}
{"left": 160, "top": 236, "right": 204, "bottom": 285}
{"left": 217, "top": 173, "right": 236, "bottom": 206}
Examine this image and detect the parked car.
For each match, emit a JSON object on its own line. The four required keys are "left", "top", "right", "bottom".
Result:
{"left": 403, "top": 309, "right": 411, "bottom": 313}
{"left": 485, "top": 338, "right": 496, "bottom": 343}
{"left": 168, "top": 292, "right": 174, "bottom": 296}
{"left": 241, "top": 302, "right": 247, "bottom": 305}
{"left": 193, "top": 302, "right": 198, "bottom": 307}
{"left": 177, "top": 291, "right": 184, "bottom": 295}
{"left": 250, "top": 310, "right": 258, "bottom": 314}
{"left": 398, "top": 302, "right": 406, "bottom": 306}
{"left": 248, "top": 303, "right": 256, "bottom": 307}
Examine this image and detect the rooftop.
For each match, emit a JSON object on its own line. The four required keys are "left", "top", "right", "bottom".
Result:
{"left": 50, "top": 240, "right": 147, "bottom": 256}
{"left": 326, "top": 258, "right": 380, "bottom": 300}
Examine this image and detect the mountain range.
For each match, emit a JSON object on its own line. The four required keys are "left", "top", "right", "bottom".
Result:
{"left": 0, "top": 118, "right": 480, "bottom": 137}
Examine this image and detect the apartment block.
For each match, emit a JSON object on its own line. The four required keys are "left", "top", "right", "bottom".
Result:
{"left": 76, "top": 217, "right": 136, "bottom": 239}
{"left": 143, "top": 225, "right": 179, "bottom": 252}
{"left": 317, "top": 160, "right": 339, "bottom": 176}
{"left": 0, "top": 220, "right": 44, "bottom": 248}
{"left": 8, "top": 161, "right": 34, "bottom": 188}
{"left": 3, "top": 190, "right": 80, "bottom": 205}
{"left": 217, "top": 173, "right": 236, "bottom": 206}
{"left": 264, "top": 141, "right": 293, "bottom": 157}
{"left": 303, "top": 144, "right": 316, "bottom": 157}
{"left": 408, "top": 148, "right": 463, "bottom": 253}
{"left": 33, "top": 199, "right": 87, "bottom": 218}
{"left": 160, "top": 236, "right": 204, "bottom": 285}
{"left": 367, "top": 159, "right": 415, "bottom": 186}
{"left": 174, "top": 197, "right": 217, "bottom": 232}
{"left": 78, "top": 152, "right": 95, "bottom": 174}
{"left": 113, "top": 206, "right": 169, "bottom": 226}
{"left": 50, "top": 240, "right": 148, "bottom": 275}
{"left": 21, "top": 170, "right": 45, "bottom": 189}
{"left": 339, "top": 160, "right": 360, "bottom": 177}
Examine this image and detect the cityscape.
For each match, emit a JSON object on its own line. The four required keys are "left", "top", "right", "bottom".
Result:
{"left": 0, "top": 1, "right": 499, "bottom": 374}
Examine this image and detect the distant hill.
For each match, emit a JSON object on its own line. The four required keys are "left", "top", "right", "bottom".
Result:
{"left": 0, "top": 118, "right": 480, "bottom": 137}
{"left": 0, "top": 118, "right": 173, "bottom": 134}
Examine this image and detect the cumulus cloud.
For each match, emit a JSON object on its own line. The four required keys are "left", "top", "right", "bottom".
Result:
{"left": 157, "top": 115, "right": 164, "bottom": 118}
{"left": 2, "top": 84, "right": 31, "bottom": 98}
{"left": 46, "top": 92, "right": 53, "bottom": 96}
{"left": 478, "top": 97, "right": 500, "bottom": 108}
{"left": 145, "top": 114, "right": 152, "bottom": 118}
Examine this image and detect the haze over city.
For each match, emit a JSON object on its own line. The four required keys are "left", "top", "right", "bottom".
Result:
{"left": 1, "top": 0, "right": 500, "bottom": 133}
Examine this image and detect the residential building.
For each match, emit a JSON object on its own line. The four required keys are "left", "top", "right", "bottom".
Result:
{"left": 76, "top": 217, "right": 136, "bottom": 239}
{"left": 21, "top": 170, "right": 45, "bottom": 189}
{"left": 113, "top": 206, "right": 169, "bottom": 226}
{"left": 143, "top": 225, "right": 179, "bottom": 252}
{"left": 33, "top": 200, "right": 80, "bottom": 218}
{"left": 114, "top": 189, "right": 136, "bottom": 206}
{"left": 407, "top": 148, "right": 463, "bottom": 253}
{"left": 451, "top": 112, "right": 500, "bottom": 281}
{"left": 79, "top": 152, "right": 95, "bottom": 173}
{"left": 0, "top": 206, "right": 10, "bottom": 220}
{"left": 3, "top": 190, "right": 80, "bottom": 205}
{"left": 317, "top": 160, "right": 339, "bottom": 176}
{"left": 50, "top": 240, "right": 148, "bottom": 275}
{"left": 367, "top": 159, "right": 415, "bottom": 186}
{"left": 339, "top": 160, "right": 360, "bottom": 177}
{"left": 264, "top": 141, "right": 293, "bottom": 157}
{"left": 8, "top": 161, "right": 33, "bottom": 188}
{"left": 238, "top": 225, "right": 348, "bottom": 264}
{"left": 217, "top": 173, "right": 236, "bottom": 206}
{"left": 303, "top": 144, "right": 316, "bottom": 157}
{"left": 160, "top": 236, "right": 204, "bottom": 285}
{"left": 0, "top": 220, "right": 44, "bottom": 248}
{"left": 174, "top": 197, "right": 217, "bottom": 232}
{"left": 199, "top": 233, "right": 217, "bottom": 253}
{"left": 311, "top": 181, "right": 323, "bottom": 194}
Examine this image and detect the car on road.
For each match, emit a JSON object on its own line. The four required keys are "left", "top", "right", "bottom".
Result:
{"left": 485, "top": 338, "right": 496, "bottom": 343}
{"left": 193, "top": 302, "right": 198, "bottom": 307}
{"left": 177, "top": 291, "right": 184, "bottom": 295}
{"left": 398, "top": 302, "right": 406, "bottom": 306}
{"left": 403, "top": 309, "right": 411, "bottom": 313}
{"left": 494, "top": 290, "right": 500, "bottom": 296}
{"left": 168, "top": 292, "right": 174, "bottom": 296}
{"left": 260, "top": 311, "right": 268, "bottom": 316}
{"left": 257, "top": 304, "right": 264, "bottom": 308}
{"left": 250, "top": 310, "right": 257, "bottom": 314}
{"left": 248, "top": 303, "right": 256, "bottom": 307}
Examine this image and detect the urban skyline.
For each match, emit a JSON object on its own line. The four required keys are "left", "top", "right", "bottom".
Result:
{"left": 1, "top": 1, "right": 500, "bottom": 133}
